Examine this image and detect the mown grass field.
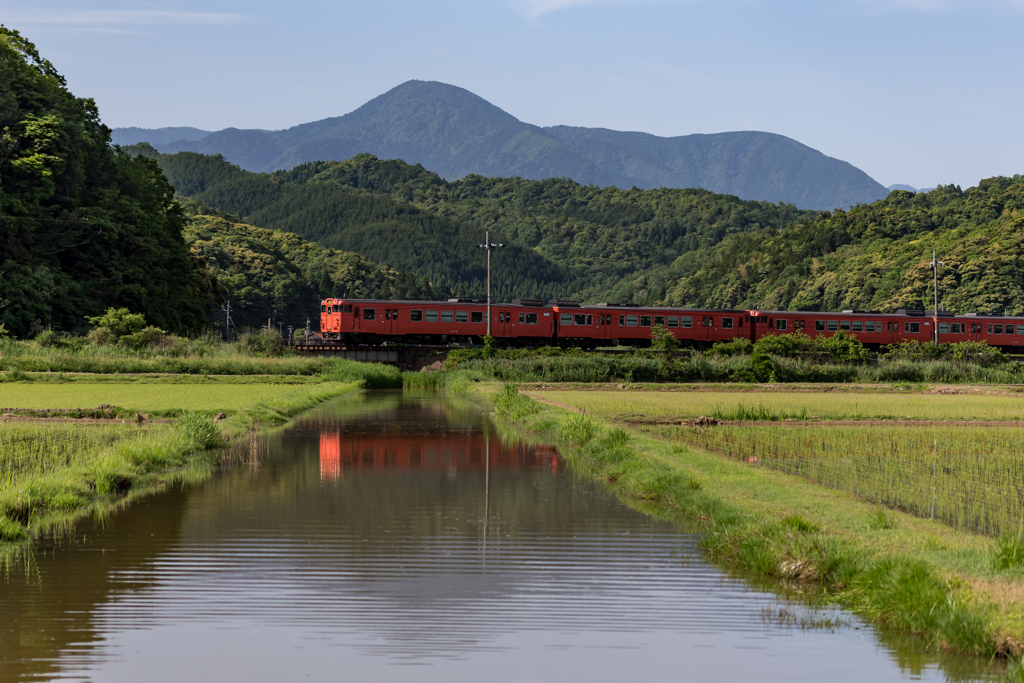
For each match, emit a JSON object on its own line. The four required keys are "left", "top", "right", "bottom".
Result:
{"left": 531, "top": 389, "right": 1024, "bottom": 422}
{"left": 0, "top": 382, "right": 313, "bottom": 416}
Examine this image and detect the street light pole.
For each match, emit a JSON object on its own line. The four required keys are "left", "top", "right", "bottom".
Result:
{"left": 931, "top": 250, "right": 945, "bottom": 344}
{"left": 477, "top": 231, "right": 504, "bottom": 338}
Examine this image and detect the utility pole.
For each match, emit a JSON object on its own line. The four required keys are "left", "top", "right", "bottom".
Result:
{"left": 477, "top": 230, "right": 504, "bottom": 337}
{"left": 931, "top": 250, "right": 944, "bottom": 344}
{"left": 222, "top": 300, "right": 233, "bottom": 342}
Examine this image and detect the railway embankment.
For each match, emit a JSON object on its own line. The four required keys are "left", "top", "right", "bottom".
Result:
{"left": 479, "top": 382, "right": 1024, "bottom": 669}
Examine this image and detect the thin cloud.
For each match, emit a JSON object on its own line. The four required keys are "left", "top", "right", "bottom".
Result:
{"left": 509, "top": 0, "right": 669, "bottom": 20}
{"left": 8, "top": 10, "right": 249, "bottom": 26}
{"left": 860, "top": 0, "right": 1024, "bottom": 11}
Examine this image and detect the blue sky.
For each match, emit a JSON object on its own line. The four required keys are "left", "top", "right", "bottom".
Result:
{"left": 5, "top": 0, "right": 1023, "bottom": 189}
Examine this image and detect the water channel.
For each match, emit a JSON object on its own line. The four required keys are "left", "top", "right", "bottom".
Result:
{"left": 1, "top": 392, "right": 1001, "bottom": 682}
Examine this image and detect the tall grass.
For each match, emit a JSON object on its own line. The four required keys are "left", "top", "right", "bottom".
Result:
{"left": 0, "top": 422, "right": 155, "bottom": 484}
{"left": 674, "top": 424, "right": 1024, "bottom": 536}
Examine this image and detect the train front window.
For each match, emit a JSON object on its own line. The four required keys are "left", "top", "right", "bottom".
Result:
{"left": 815, "top": 321, "right": 826, "bottom": 331}
{"left": 441, "top": 311, "right": 453, "bottom": 323}
{"left": 561, "top": 314, "right": 573, "bottom": 325}
{"left": 721, "top": 317, "right": 733, "bottom": 329}
{"left": 776, "top": 319, "right": 787, "bottom": 331}
{"left": 626, "top": 315, "right": 638, "bottom": 327}
{"left": 525, "top": 313, "right": 537, "bottom": 324}
{"left": 410, "top": 310, "right": 423, "bottom": 321}
{"left": 456, "top": 311, "right": 468, "bottom": 323}
{"left": 471, "top": 312, "right": 483, "bottom": 323}
{"left": 425, "top": 310, "right": 438, "bottom": 322}
{"left": 668, "top": 316, "right": 679, "bottom": 327}
{"left": 574, "top": 314, "right": 587, "bottom": 326}
{"left": 681, "top": 317, "right": 692, "bottom": 328}
{"left": 363, "top": 308, "right": 376, "bottom": 321}
{"left": 321, "top": 305, "right": 327, "bottom": 313}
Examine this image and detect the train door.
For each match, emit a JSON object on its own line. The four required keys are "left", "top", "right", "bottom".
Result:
{"left": 378, "top": 306, "right": 396, "bottom": 336}
{"left": 353, "top": 305, "right": 361, "bottom": 334}
{"left": 493, "top": 309, "right": 509, "bottom": 338}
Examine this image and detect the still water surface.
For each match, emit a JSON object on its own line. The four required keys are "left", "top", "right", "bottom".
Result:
{"left": 1, "top": 392, "right": 998, "bottom": 682}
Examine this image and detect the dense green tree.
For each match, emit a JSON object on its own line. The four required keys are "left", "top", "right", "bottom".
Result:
{"left": 0, "top": 28, "right": 219, "bottom": 337}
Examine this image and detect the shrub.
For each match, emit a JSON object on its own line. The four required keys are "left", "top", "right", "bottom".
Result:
{"left": 820, "top": 331, "right": 869, "bottom": 363}
{"left": 754, "top": 331, "right": 817, "bottom": 359}
{"left": 238, "top": 328, "right": 283, "bottom": 357}
{"left": 85, "top": 307, "right": 147, "bottom": 339}
{"left": 35, "top": 329, "right": 59, "bottom": 347}
{"left": 709, "top": 337, "right": 752, "bottom": 358}
{"left": 119, "top": 326, "right": 166, "bottom": 350}
{"left": 650, "top": 324, "right": 678, "bottom": 357}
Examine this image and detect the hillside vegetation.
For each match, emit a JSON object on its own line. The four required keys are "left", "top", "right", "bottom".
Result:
{"left": 0, "top": 28, "right": 218, "bottom": 338}
{"left": 136, "top": 146, "right": 813, "bottom": 305}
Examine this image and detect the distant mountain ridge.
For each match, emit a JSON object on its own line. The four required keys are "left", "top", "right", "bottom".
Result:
{"left": 114, "top": 80, "right": 889, "bottom": 210}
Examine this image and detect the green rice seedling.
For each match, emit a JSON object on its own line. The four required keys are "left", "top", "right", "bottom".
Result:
{"left": 782, "top": 514, "right": 820, "bottom": 533}
{"left": 493, "top": 384, "right": 540, "bottom": 422}
{"left": 0, "top": 515, "right": 27, "bottom": 542}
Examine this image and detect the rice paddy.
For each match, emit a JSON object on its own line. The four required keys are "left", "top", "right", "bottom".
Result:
{"left": 672, "top": 424, "right": 1024, "bottom": 536}
{"left": 0, "top": 383, "right": 313, "bottom": 416}
{"left": 531, "top": 389, "right": 1024, "bottom": 422}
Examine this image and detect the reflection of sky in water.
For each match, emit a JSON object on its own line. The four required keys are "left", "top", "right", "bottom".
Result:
{"left": 5, "top": 394, "right": 998, "bottom": 682}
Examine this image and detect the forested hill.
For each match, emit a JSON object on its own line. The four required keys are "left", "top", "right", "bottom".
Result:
{"left": 661, "top": 177, "right": 1024, "bottom": 315}
{"left": 0, "top": 28, "right": 219, "bottom": 338}
{"left": 132, "top": 146, "right": 813, "bottom": 305}
{"left": 180, "top": 203, "right": 441, "bottom": 331}
{"left": 116, "top": 80, "right": 888, "bottom": 210}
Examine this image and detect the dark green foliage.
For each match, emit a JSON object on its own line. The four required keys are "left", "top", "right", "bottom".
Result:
{"left": 883, "top": 340, "right": 1006, "bottom": 367}
{"left": 183, "top": 212, "right": 438, "bottom": 331}
{"left": 0, "top": 29, "right": 219, "bottom": 338}
{"left": 138, "top": 147, "right": 813, "bottom": 304}
{"left": 237, "top": 328, "right": 282, "bottom": 357}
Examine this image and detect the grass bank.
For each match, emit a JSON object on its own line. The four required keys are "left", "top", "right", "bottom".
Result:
{"left": 485, "top": 384, "right": 1024, "bottom": 664}
{"left": 0, "top": 378, "right": 366, "bottom": 549}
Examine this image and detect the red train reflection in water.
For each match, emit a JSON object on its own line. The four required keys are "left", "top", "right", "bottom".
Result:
{"left": 319, "top": 432, "right": 559, "bottom": 480}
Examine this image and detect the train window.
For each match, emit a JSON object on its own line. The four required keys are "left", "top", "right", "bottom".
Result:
{"left": 995, "top": 324, "right": 1004, "bottom": 334}
{"left": 619, "top": 315, "right": 625, "bottom": 326}
{"left": 722, "top": 317, "right": 733, "bottom": 329}
{"left": 852, "top": 321, "right": 862, "bottom": 332}
{"left": 827, "top": 321, "right": 838, "bottom": 331}
{"left": 587, "top": 314, "right": 593, "bottom": 325}
{"left": 640, "top": 315, "right": 652, "bottom": 327}
{"left": 410, "top": 310, "right": 423, "bottom": 321}
{"left": 1018, "top": 325, "right": 1024, "bottom": 335}
{"left": 988, "top": 324, "right": 993, "bottom": 334}
{"left": 363, "top": 308, "right": 376, "bottom": 320}
{"left": 321, "top": 305, "right": 327, "bottom": 313}
{"left": 385, "top": 309, "right": 391, "bottom": 320}
{"left": 392, "top": 309, "right": 398, "bottom": 319}
{"left": 840, "top": 320, "right": 850, "bottom": 332}
{"left": 904, "top": 322, "right": 921, "bottom": 333}
{"left": 668, "top": 316, "right": 679, "bottom": 327}
{"left": 865, "top": 321, "right": 874, "bottom": 332}
{"left": 939, "top": 323, "right": 949, "bottom": 334}
{"left": 561, "top": 313, "right": 573, "bottom": 325}
{"left": 353, "top": 308, "right": 359, "bottom": 319}
{"left": 598, "top": 314, "right": 605, "bottom": 325}
{"left": 681, "top": 317, "right": 692, "bottom": 328}
{"left": 776, "top": 319, "right": 787, "bottom": 330}
{"left": 425, "top": 310, "right": 438, "bottom": 322}
{"left": 654, "top": 316, "right": 666, "bottom": 326}
{"left": 519, "top": 313, "right": 525, "bottom": 323}
{"left": 574, "top": 314, "right": 587, "bottom": 325}
{"left": 456, "top": 311, "right": 468, "bottom": 323}
{"left": 441, "top": 311, "right": 454, "bottom": 323}
{"left": 815, "top": 320, "right": 825, "bottom": 331}
{"left": 498, "top": 313, "right": 505, "bottom": 323}
{"left": 471, "top": 312, "right": 483, "bottom": 323}
{"left": 626, "top": 315, "right": 638, "bottom": 327}
{"left": 525, "top": 313, "right": 538, "bottom": 324}
{"left": 1006, "top": 325, "right": 1014, "bottom": 335}
{"left": 344, "top": 305, "right": 351, "bottom": 313}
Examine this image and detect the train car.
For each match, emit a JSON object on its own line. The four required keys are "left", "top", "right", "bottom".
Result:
{"left": 320, "top": 297, "right": 555, "bottom": 345}
{"left": 551, "top": 301, "right": 753, "bottom": 348}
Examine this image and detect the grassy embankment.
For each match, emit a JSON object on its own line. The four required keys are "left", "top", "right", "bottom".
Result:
{"left": 483, "top": 384, "right": 1024, "bottom": 665}
{"left": 0, "top": 346, "right": 402, "bottom": 546}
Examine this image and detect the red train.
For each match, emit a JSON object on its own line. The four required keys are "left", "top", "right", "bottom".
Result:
{"left": 319, "top": 298, "right": 1024, "bottom": 351}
